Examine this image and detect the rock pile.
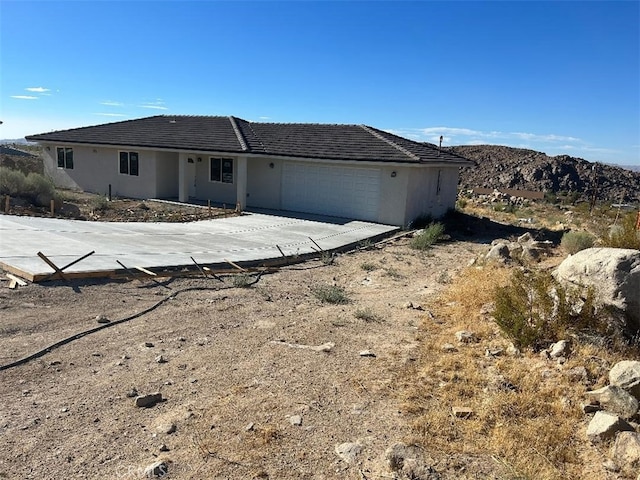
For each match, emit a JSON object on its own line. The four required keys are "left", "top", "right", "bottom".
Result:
{"left": 484, "top": 232, "right": 553, "bottom": 264}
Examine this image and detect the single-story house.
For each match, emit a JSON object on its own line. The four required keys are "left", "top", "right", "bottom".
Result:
{"left": 26, "top": 115, "right": 474, "bottom": 226}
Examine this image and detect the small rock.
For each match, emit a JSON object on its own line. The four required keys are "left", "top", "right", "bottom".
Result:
{"left": 49, "top": 361, "right": 61, "bottom": 366}
{"left": 602, "top": 459, "right": 620, "bottom": 473}
{"left": 359, "top": 350, "right": 376, "bottom": 358}
{"left": 157, "top": 422, "right": 176, "bottom": 434}
{"left": 61, "top": 407, "right": 69, "bottom": 413}
{"left": 334, "top": 442, "right": 362, "bottom": 464}
{"left": 288, "top": 415, "right": 302, "bottom": 426}
{"left": 245, "top": 422, "right": 255, "bottom": 431}
{"left": 403, "top": 301, "right": 414, "bottom": 309}
{"left": 582, "top": 403, "right": 602, "bottom": 414}
{"left": 143, "top": 460, "right": 168, "bottom": 478}
{"left": 612, "top": 431, "right": 640, "bottom": 476}
{"left": 452, "top": 406, "right": 473, "bottom": 419}
{"left": 610, "top": 360, "right": 640, "bottom": 400}
{"left": 126, "top": 388, "right": 139, "bottom": 398}
{"left": 159, "top": 444, "right": 169, "bottom": 452}
{"left": 144, "top": 342, "right": 154, "bottom": 348}
{"left": 517, "top": 232, "right": 534, "bottom": 244}
{"left": 95, "top": 314, "right": 109, "bottom": 324}
{"left": 486, "top": 243, "right": 510, "bottom": 262}
{"left": 565, "top": 366, "right": 589, "bottom": 384}
{"left": 485, "top": 348, "right": 503, "bottom": 357}
{"left": 455, "top": 331, "right": 478, "bottom": 343}
{"left": 177, "top": 336, "right": 186, "bottom": 342}
{"left": 134, "top": 392, "right": 163, "bottom": 408}
{"left": 155, "top": 355, "right": 167, "bottom": 364}
{"left": 506, "top": 343, "right": 521, "bottom": 356}
{"left": 189, "top": 378, "right": 198, "bottom": 384}
{"left": 91, "top": 352, "right": 101, "bottom": 357}
{"left": 549, "top": 340, "right": 570, "bottom": 359}
{"left": 586, "top": 411, "right": 634, "bottom": 442}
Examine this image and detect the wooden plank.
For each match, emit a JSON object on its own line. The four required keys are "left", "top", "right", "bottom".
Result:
{"left": 5, "top": 274, "right": 27, "bottom": 286}
{"left": 8, "top": 279, "right": 17, "bottom": 289}
{"left": 224, "top": 258, "right": 247, "bottom": 272}
{"left": 0, "top": 262, "right": 36, "bottom": 282}
{"left": 37, "top": 252, "right": 68, "bottom": 281}
{"left": 41, "top": 250, "right": 96, "bottom": 281}
{"left": 133, "top": 266, "right": 157, "bottom": 276}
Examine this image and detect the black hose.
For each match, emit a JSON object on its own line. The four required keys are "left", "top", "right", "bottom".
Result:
{"left": 0, "top": 272, "right": 265, "bottom": 371}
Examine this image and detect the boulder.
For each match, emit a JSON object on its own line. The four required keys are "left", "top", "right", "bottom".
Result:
{"left": 612, "top": 431, "right": 640, "bottom": 476}
{"left": 585, "top": 385, "right": 639, "bottom": 419}
{"left": 586, "top": 411, "right": 634, "bottom": 442}
{"left": 553, "top": 248, "right": 640, "bottom": 332}
{"left": 610, "top": 360, "right": 640, "bottom": 400}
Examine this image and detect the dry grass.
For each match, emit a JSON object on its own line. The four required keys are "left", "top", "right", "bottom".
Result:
{"left": 401, "top": 263, "right": 626, "bottom": 480}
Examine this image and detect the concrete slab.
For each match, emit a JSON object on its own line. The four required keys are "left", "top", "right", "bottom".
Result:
{"left": 0, "top": 213, "right": 398, "bottom": 281}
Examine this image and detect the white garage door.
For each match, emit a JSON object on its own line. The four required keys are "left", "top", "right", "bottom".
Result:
{"left": 282, "top": 162, "right": 381, "bottom": 221}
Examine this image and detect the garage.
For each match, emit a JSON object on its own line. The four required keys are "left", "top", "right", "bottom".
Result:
{"left": 281, "top": 162, "right": 381, "bottom": 221}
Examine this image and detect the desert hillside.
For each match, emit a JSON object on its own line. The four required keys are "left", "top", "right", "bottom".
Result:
{"left": 451, "top": 145, "right": 640, "bottom": 204}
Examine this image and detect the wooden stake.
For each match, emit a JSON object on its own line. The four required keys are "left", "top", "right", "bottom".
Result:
{"left": 208, "top": 200, "right": 211, "bottom": 218}
{"left": 308, "top": 237, "right": 324, "bottom": 252}
{"left": 134, "top": 266, "right": 157, "bottom": 276}
{"left": 4, "top": 195, "right": 9, "bottom": 213}
{"left": 202, "top": 266, "right": 225, "bottom": 282}
{"left": 6, "top": 274, "right": 27, "bottom": 286}
{"left": 50, "top": 199, "right": 55, "bottom": 215}
{"left": 37, "top": 252, "right": 68, "bottom": 281}
{"left": 224, "top": 258, "right": 246, "bottom": 272}
{"left": 40, "top": 251, "right": 95, "bottom": 282}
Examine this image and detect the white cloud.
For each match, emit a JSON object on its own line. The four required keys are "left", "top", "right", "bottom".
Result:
{"left": 100, "top": 101, "right": 124, "bottom": 107}
{"left": 25, "top": 87, "right": 50, "bottom": 93}
{"left": 93, "top": 113, "right": 127, "bottom": 117}
{"left": 10, "top": 95, "right": 38, "bottom": 100}
{"left": 140, "top": 104, "right": 168, "bottom": 110}
{"left": 259, "top": 116, "right": 271, "bottom": 120}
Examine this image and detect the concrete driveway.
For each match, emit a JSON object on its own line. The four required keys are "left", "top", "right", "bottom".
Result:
{"left": 0, "top": 212, "right": 398, "bottom": 281}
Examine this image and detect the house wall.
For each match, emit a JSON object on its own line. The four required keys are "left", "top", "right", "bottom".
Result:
{"left": 404, "top": 166, "right": 459, "bottom": 225}
{"left": 246, "top": 157, "right": 282, "bottom": 209}
{"left": 377, "top": 166, "right": 410, "bottom": 226}
{"left": 193, "top": 156, "right": 237, "bottom": 205}
{"left": 155, "top": 151, "right": 179, "bottom": 198}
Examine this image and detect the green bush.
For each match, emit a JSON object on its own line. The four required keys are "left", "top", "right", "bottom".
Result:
{"left": 602, "top": 212, "right": 640, "bottom": 250}
{"left": 354, "top": 308, "right": 382, "bottom": 323}
{"left": 411, "top": 222, "right": 445, "bottom": 250}
{"left": 90, "top": 196, "right": 109, "bottom": 212}
{"left": 561, "top": 231, "right": 595, "bottom": 254}
{"left": 493, "top": 269, "right": 600, "bottom": 350}
{"left": 312, "top": 284, "right": 350, "bottom": 304}
{"left": 24, "top": 173, "right": 57, "bottom": 207}
{"left": 0, "top": 167, "right": 26, "bottom": 196}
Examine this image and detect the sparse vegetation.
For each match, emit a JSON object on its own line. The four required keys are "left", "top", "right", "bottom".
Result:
{"left": 354, "top": 307, "right": 383, "bottom": 323}
{"left": 560, "top": 230, "right": 595, "bottom": 254}
{"left": 89, "top": 195, "right": 109, "bottom": 212}
{"left": 231, "top": 273, "right": 252, "bottom": 288}
{"left": 311, "top": 284, "right": 350, "bottom": 304}
{"left": 0, "top": 167, "right": 58, "bottom": 207}
{"left": 410, "top": 222, "right": 445, "bottom": 250}
{"left": 602, "top": 211, "right": 640, "bottom": 250}
{"left": 360, "top": 262, "right": 377, "bottom": 272}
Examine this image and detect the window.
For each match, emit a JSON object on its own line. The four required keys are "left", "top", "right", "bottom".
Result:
{"left": 56, "top": 147, "right": 73, "bottom": 169}
{"left": 210, "top": 157, "right": 233, "bottom": 183}
{"left": 119, "top": 151, "right": 139, "bottom": 176}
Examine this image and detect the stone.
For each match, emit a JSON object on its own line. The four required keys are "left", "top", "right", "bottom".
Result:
{"left": 610, "top": 360, "right": 640, "bottom": 400}
{"left": 506, "top": 343, "right": 521, "bottom": 357}
{"left": 549, "top": 340, "right": 570, "bottom": 359}
{"left": 585, "top": 385, "right": 639, "bottom": 419}
{"left": 452, "top": 406, "right": 473, "bottom": 419}
{"left": 586, "top": 411, "right": 634, "bottom": 442}
{"left": 486, "top": 243, "right": 510, "bottom": 262}
{"left": 359, "top": 350, "right": 376, "bottom": 357}
{"left": 517, "top": 232, "right": 534, "bottom": 244}
{"left": 157, "top": 422, "right": 176, "bottom": 434}
{"left": 143, "top": 460, "right": 168, "bottom": 478}
{"left": 553, "top": 248, "right": 640, "bottom": 332}
{"left": 144, "top": 342, "right": 154, "bottom": 348}
{"left": 159, "top": 444, "right": 169, "bottom": 452}
{"left": 441, "top": 343, "right": 457, "bottom": 353}
{"left": 334, "top": 442, "right": 362, "bottom": 464}
{"left": 386, "top": 443, "right": 432, "bottom": 474}
{"left": 602, "top": 459, "right": 620, "bottom": 472}
{"left": 612, "top": 431, "right": 640, "bottom": 476}
{"left": 135, "top": 392, "right": 163, "bottom": 408}
{"left": 155, "top": 355, "right": 167, "bottom": 364}
{"left": 455, "top": 330, "right": 478, "bottom": 343}
{"left": 565, "top": 366, "right": 589, "bottom": 384}
{"left": 582, "top": 403, "right": 602, "bottom": 414}
{"left": 95, "top": 314, "right": 109, "bottom": 323}
{"left": 126, "top": 388, "right": 138, "bottom": 398}
{"left": 288, "top": 415, "right": 302, "bottom": 426}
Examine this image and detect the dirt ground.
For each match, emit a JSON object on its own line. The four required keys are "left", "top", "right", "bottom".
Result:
{"left": 0, "top": 221, "right": 513, "bottom": 479}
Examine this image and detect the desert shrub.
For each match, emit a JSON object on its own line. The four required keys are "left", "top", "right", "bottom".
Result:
{"left": 23, "top": 172, "right": 57, "bottom": 207}
{"left": 411, "top": 222, "right": 445, "bottom": 250}
{"left": 354, "top": 308, "right": 382, "bottom": 323}
{"left": 360, "top": 262, "right": 377, "bottom": 272}
{"left": 493, "top": 269, "right": 600, "bottom": 350}
{"left": 602, "top": 212, "right": 640, "bottom": 250}
{"left": 90, "top": 196, "right": 109, "bottom": 212}
{"left": 456, "top": 198, "right": 468, "bottom": 209}
{"left": 231, "top": 273, "right": 252, "bottom": 288}
{"left": 312, "top": 284, "right": 350, "bottom": 304}
{"left": 408, "top": 214, "right": 433, "bottom": 229}
{"left": 561, "top": 230, "right": 595, "bottom": 254}
{"left": 0, "top": 166, "right": 26, "bottom": 196}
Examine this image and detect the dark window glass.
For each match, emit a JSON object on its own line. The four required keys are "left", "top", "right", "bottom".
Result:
{"left": 210, "top": 158, "right": 221, "bottom": 182}
{"left": 119, "top": 152, "right": 129, "bottom": 174}
{"left": 57, "top": 148, "right": 65, "bottom": 168}
{"left": 65, "top": 148, "right": 74, "bottom": 169}
{"left": 221, "top": 159, "right": 233, "bottom": 183}
{"left": 129, "top": 152, "right": 139, "bottom": 176}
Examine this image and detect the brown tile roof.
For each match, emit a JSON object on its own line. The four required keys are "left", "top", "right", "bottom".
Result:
{"left": 26, "top": 115, "right": 473, "bottom": 165}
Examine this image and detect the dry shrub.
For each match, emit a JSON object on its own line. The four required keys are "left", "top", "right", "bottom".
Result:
{"left": 401, "top": 264, "right": 597, "bottom": 479}
{"left": 603, "top": 211, "right": 640, "bottom": 250}
{"left": 560, "top": 230, "right": 595, "bottom": 254}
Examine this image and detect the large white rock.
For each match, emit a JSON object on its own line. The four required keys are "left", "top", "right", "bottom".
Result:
{"left": 585, "top": 385, "right": 639, "bottom": 419}
{"left": 553, "top": 248, "right": 640, "bottom": 331}
{"left": 612, "top": 431, "right": 640, "bottom": 477}
{"left": 610, "top": 360, "right": 640, "bottom": 400}
{"left": 586, "top": 411, "right": 634, "bottom": 442}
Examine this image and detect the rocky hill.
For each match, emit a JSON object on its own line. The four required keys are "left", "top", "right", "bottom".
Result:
{"left": 450, "top": 145, "right": 640, "bottom": 204}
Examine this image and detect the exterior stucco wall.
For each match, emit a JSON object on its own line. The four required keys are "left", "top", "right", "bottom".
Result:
{"left": 193, "top": 156, "right": 237, "bottom": 205}
{"left": 377, "top": 166, "right": 409, "bottom": 226}
{"left": 41, "top": 143, "right": 156, "bottom": 198}
{"left": 155, "top": 151, "right": 179, "bottom": 198}
{"left": 404, "top": 166, "right": 459, "bottom": 224}
{"left": 246, "top": 157, "right": 281, "bottom": 209}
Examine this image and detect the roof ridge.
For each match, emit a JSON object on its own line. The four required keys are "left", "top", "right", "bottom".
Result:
{"left": 228, "top": 116, "right": 248, "bottom": 151}
{"left": 244, "top": 121, "right": 269, "bottom": 153}
{"left": 359, "top": 125, "right": 421, "bottom": 161}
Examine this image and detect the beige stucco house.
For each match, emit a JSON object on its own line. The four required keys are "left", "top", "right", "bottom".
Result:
{"left": 26, "top": 115, "right": 474, "bottom": 226}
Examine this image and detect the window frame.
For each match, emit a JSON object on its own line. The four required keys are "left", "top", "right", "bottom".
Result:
{"left": 209, "top": 157, "right": 234, "bottom": 184}
{"left": 56, "top": 147, "right": 74, "bottom": 169}
{"left": 118, "top": 151, "right": 139, "bottom": 176}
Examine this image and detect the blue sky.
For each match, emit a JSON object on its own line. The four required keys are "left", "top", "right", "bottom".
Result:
{"left": 1, "top": 1, "right": 638, "bottom": 165}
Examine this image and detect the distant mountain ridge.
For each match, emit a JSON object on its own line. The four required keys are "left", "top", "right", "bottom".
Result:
{"left": 450, "top": 145, "right": 640, "bottom": 204}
